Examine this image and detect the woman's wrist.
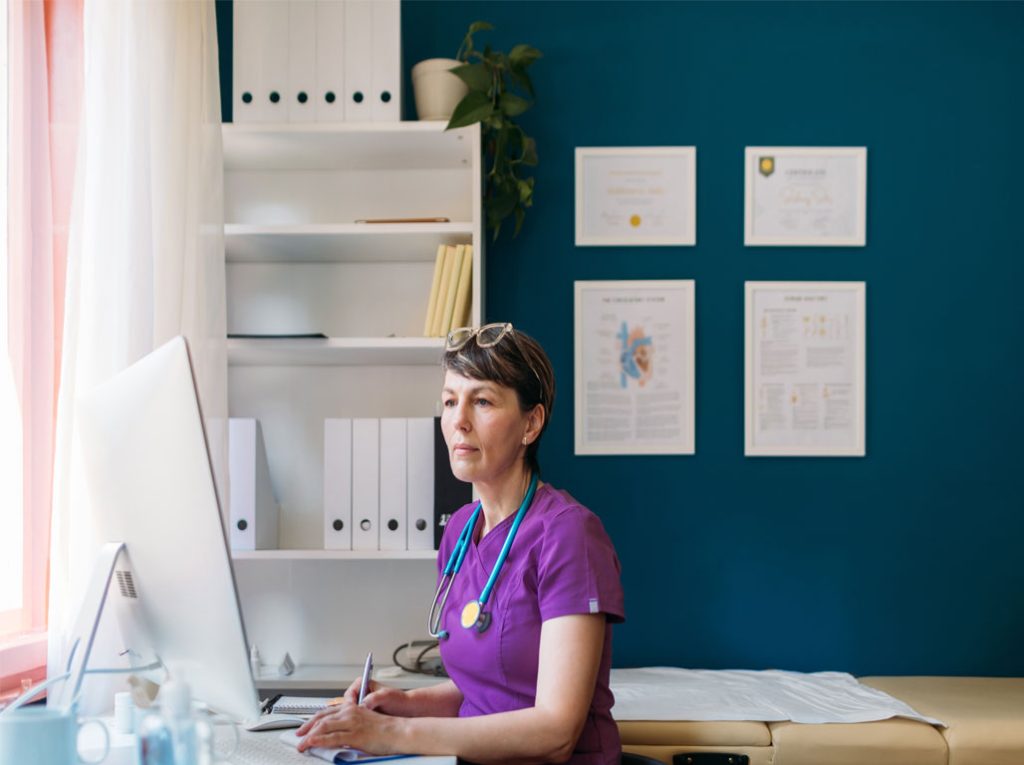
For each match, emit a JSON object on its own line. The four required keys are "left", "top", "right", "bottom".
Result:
{"left": 387, "top": 712, "right": 415, "bottom": 753}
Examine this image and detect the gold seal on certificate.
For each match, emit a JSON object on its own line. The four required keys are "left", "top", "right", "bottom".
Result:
{"left": 575, "top": 147, "right": 696, "bottom": 246}
{"left": 758, "top": 156, "right": 775, "bottom": 177}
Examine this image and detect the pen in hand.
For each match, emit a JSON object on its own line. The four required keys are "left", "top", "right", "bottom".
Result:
{"left": 358, "top": 651, "right": 374, "bottom": 705}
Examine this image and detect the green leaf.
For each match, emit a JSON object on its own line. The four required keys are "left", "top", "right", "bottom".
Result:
{"left": 509, "top": 71, "right": 535, "bottom": 99}
{"left": 499, "top": 93, "right": 531, "bottom": 117}
{"left": 520, "top": 137, "right": 538, "bottom": 166}
{"left": 487, "top": 188, "right": 518, "bottom": 220}
{"left": 517, "top": 178, "right": 534, "bottom": 207}
{"left": 446, "top": 91, "right": 494, "bottom": 129}
{"left": 467, "top": 20, "right": 494, "bottom": 35}
{"left": 508, "top": 45, "right": 542, "bottom": 69}
{"left": 450, "top": 63, "right": 491, "bottom": 93}
{"left": 513, "top": 207, "right": 526, "bottom": 237}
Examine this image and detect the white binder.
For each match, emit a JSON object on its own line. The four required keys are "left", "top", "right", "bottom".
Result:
{"left": 370, "top": 0, "right": 401, "bottom": 122}
{"left": 352, "top": 418, "right": 379, "bottom": 550}
{"left": 228, "top": 418, "right": 279, "bottom": 550}
{"left": 406, "top": 418, "right": 435, "bottom": 551}
{"left": 232, "top": 0, "right": 261, "bottom": 122}
{"left": 323, "top": 418, "right": 353, "bottom": 550}
{"left": 314, "top": 0, "right": 346, "bottom": 122}
{"left": 343, "top": 0, "right": 374, "bottom": 122}
{"left": 234, "top": 0, "right": 290, "bottom": 123}
{"left": 379, "top": 418, "right": 407, "bottom": 551}
{"left": 288, "top": 0, "right": 317, "bottom": 122}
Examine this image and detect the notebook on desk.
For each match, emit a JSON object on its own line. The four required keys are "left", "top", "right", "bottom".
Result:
{"left": 269, "top": 695, "right": 340, "bottom": 715}
{"left": 278, "top": 730, "right": 413, "bottom": 763}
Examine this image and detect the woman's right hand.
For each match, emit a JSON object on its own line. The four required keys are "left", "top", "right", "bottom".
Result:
{"left": 342, "top": 678, "right": 413, "bottom": 717}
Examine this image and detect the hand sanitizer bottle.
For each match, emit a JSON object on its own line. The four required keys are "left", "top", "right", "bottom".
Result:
{"left": 137, "top": 677, "right": 199, "bottom": 765}
{"left": 137, "top": 709, "right": 173, "bottom": 765}
{"left": 162, "top": 677, "right": 199, "bottom": 765}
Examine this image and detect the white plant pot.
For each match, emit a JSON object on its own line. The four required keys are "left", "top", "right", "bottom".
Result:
{"left": 411, "top": 58, "right": 470, "bottom": 121}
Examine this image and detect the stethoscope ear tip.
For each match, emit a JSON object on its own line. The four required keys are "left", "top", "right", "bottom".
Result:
{"left": 438, "top": 631, "right": 449, "bottom": 641}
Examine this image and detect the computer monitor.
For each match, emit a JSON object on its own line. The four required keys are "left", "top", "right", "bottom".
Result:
{"left": 67, "top": 335, "right": 261, "bottom": 722}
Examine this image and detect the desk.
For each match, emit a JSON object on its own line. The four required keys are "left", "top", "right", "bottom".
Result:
{"left": 78, "top": 718, "right": 457, "bottom": 765}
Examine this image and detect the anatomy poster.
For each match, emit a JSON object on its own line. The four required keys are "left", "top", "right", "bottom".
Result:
{"left": 574, "top": 280, "right": 695, "bottom": 455}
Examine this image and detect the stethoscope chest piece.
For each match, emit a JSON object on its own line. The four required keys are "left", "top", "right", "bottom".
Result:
{"left": 460, "top": 599, "right": 491, "bottom": 633}
{"left": 428, "top": 472, "right": 538, "bottom": 641}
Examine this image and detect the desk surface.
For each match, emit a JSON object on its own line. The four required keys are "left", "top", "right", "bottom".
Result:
{"left": 78, "top": 717, "right": 456, "bottom": 765}
{"left": 232, "top": 729, "right": 457, "bottom": 764}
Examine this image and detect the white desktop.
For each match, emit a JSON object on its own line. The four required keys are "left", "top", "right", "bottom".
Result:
{"left": 69, "top": 336, "right": 454, "bottom": 765}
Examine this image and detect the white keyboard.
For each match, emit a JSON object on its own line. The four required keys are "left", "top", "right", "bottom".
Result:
{"left": 229, "top": 730, "right": 311, "bottom": 765}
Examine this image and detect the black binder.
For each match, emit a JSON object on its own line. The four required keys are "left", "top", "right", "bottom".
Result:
{"left": 433, "top": 417, "right": 473, "bottom": 549}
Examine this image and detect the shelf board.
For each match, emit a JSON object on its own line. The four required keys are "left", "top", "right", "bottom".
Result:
{"left": 223, "top": 122, "right": 476, "bottom": 172}
{"left": 231, "top": 548, "right": 437, "bottom": 560}
{"left": 224, "top": 223, "right": 473, "bottom": 263}
{"left": 253, "top": 663, "right": 447, "bottom": 692}
{"left": 227, "top": 337, "right": 445, "bottom": 367}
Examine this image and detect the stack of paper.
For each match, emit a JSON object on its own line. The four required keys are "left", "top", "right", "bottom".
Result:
{"left": 423, "top": 244, "right": 473, "bottom": 337}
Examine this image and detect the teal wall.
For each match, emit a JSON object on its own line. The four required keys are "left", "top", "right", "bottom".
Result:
{"left": 220, "top": 1, "right": 1024, "bottom": 676}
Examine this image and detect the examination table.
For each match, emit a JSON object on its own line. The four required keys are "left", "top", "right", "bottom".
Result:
{"left": 615, "top": 675, "right": 1024, "bottom": 765}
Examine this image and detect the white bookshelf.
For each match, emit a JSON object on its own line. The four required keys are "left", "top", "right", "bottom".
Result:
{"left": 227, "top": 337, "right": 445, "bottom": 367}
{"left": 253, "top": 663, "right": 447, "bottom": 692}
{"left": 225, "top": 222, "right": 475, "bottom": 263}
{"left": 231, "top": 549, "right": 437, "bottom": 561}
{"left": 223, "top": 122, "right": 481, "bottom": 672}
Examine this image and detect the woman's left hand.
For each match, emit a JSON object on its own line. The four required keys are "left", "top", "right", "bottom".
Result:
{"left": 296, "top": 701, "right": 403, "bottom": 755}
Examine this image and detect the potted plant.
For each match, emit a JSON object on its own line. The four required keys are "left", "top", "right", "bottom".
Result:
{"left": 445, "top": 22, "right": 542, "bottom": 240}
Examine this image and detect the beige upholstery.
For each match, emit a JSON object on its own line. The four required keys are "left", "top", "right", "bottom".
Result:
{"left": 768, "top": 718, "right": 947, "bottom": 765}
{"left": 618, "top": 720, "right": 771, "bottom": 747}
{"left": 619, "top": 720, "right": 772, "bottom": 765}
{"left": 620, "top": 744, "right": 773, "bottom": 765}
{"left": 615, "top": 675, "right": 1024, "bottom": 765}
{"left": 861, "top": 676, "right": 1024, "bottom": 765}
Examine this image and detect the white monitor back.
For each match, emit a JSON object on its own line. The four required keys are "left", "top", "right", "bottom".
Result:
{"left": 75, "top": 336, "right": 260, "bottom": 722}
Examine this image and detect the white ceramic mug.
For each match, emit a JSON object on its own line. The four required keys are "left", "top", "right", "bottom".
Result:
{"left": 0, "top": 706, "right": 109, "bottom": 765}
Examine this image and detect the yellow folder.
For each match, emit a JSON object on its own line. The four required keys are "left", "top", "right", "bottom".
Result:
{"left": 450, "top": 245, "right": 474, "bottom": 331}
{"left": 430, "top": 245, "right": 458, "bottom": 337}
{"left": 437, "top": 244, "right": 466, "bottom": 336}
{"left": 422, "top": 244, "right": 447, "bottom": 337}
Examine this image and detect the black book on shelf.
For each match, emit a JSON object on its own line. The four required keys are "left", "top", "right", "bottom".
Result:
{"left": 433, "top": 417, "right": 472, "bottom": 549}
{"left": 227, "top": 333, "right": 328, "bottom": 339}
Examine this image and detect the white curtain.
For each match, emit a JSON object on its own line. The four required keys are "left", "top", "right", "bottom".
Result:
{"left": 47, "top": 0, "right": 227, "bottom": 712}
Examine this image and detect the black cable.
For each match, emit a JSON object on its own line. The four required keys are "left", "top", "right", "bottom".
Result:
{"left": 391, "top": 640, "right": 444, "bottom": 676}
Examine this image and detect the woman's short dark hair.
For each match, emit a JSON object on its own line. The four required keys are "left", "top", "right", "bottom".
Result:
{"left": 442, "top": 325, "right": 555, "bottom": 475}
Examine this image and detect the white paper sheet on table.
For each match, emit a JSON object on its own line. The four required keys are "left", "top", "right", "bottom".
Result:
{"left": 610, "top": 668, "right": 945, "bottom": 726}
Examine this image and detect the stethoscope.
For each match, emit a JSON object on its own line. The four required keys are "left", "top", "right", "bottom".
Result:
{"left": 428, "top": 472, "right": 539, "bottom": 639}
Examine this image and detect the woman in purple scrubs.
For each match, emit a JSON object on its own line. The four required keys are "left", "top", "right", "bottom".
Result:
{"left": 298, "top": 323, "right": 625, "bottom": 764}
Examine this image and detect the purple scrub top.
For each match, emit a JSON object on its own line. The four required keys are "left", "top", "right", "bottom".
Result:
{"left": 437, "top": 483, "right": 625, "bottom": 765}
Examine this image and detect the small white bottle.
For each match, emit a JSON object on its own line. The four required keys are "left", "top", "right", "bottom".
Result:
{"left": 137, "top": 709, "right": 173, "bottom": 765}
{"left": 249, "top": 644, "right": 261, "bottom": 679}
{"left": 162, "top": 678, "right": 199, "bottom": 765}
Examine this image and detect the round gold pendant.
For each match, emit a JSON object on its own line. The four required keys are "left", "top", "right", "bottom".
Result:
{"left": 460, "top": 600, "right": 482, "bottom": 630}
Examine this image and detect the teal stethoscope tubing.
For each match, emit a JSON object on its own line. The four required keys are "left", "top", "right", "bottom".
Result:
{"left": 428, "top": 472, "right": 539, "bottom": 639}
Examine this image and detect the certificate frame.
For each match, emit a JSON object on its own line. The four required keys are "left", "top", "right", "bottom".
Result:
{"left": 744, "top": 281, "right": 866, "bottom": 457}
{"left": 574, "top": 279, "right": 696, "bottom": 456}
{"left": 744, "top": 147, "right": 867, "bottom": 247}
{"left": 575, "top": 147, "right": 697, "bottom": 246}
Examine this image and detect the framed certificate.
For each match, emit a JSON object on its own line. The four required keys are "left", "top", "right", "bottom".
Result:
{"left": 744, "top": 147, "right": 867, "bottom": 246}
{"left": 575, "top": 147, "right": 696, "bottom": 246}
{"left": 745, "top": 281, "right": 866, "bottom": 456}
{"left": 574, "top": 280, "right": 695, "bottom": 455}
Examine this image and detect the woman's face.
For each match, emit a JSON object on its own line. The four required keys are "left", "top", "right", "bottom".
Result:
{"left": 440, "top": 370, "right": 540, "bottom": 485}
